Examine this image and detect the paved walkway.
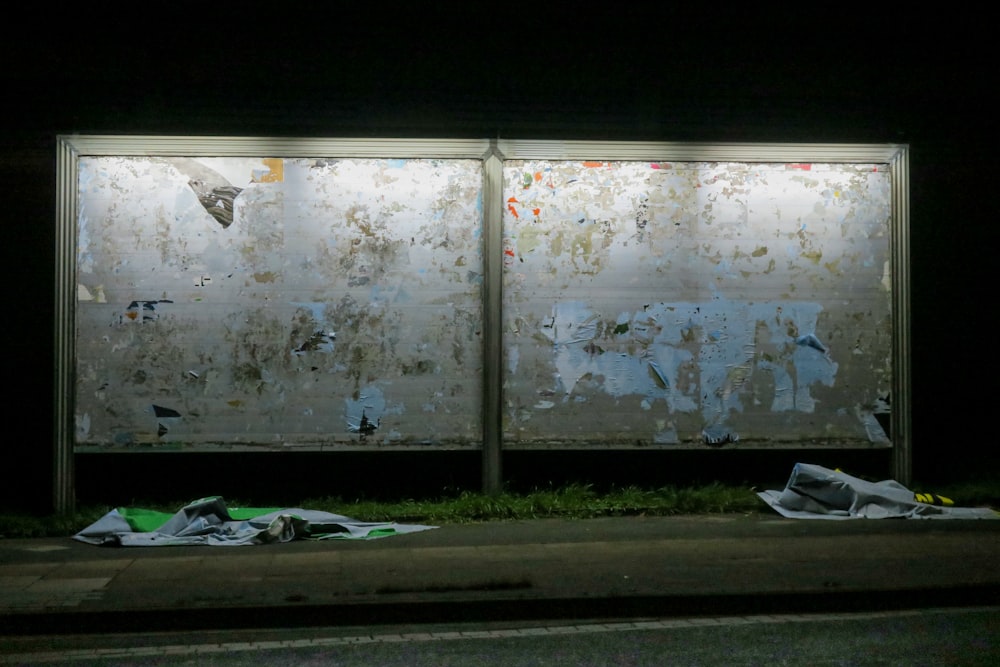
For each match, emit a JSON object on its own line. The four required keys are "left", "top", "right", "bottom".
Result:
{"left": 3, "top": 514, "right": 999, "bottom": 635}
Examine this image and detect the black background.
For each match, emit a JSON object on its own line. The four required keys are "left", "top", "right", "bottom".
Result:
{"left": 1, "top": 7, "right": 993, "bottom": 510}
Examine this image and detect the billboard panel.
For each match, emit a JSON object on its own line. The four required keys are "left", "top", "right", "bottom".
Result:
{"left": 501, "top": 159, "right": 892, "bottom": 447}
{"left": 73, "top": 155, "right": 485, "bottom": 450}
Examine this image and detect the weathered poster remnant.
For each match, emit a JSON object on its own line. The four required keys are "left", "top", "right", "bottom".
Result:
{"left": 502, "top": 161, "right": 892, "bottom": 447}
{"left": 74, "top": 154, "right": 893, "bottom": 452}
{"left": 75, "top": 157, "right": 484, "bottom": 450}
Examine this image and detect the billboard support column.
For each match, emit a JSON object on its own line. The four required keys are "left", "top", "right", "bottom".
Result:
{"left": 481, "top": 145, "right": 504, "bottom": 494}
{"left": 54, "top": 137, "right": 78, "bottom": 514}
{"left": 890, "top": 146, "right": 912, "bottom": 487}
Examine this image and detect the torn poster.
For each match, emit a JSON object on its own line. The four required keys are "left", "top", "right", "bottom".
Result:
{"left": 73, "top": 496, "right": 437, "bottom": 546}
{"left": 758, "top": 463, "right": 999, "bottom": 520}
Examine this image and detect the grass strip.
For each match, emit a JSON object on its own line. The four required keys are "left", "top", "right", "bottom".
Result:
{"left": 1, "top": 480, "right": 997, "bottom": 539}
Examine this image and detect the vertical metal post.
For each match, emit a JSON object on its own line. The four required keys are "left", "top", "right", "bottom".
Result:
{"left": 481, "top": 145, "right": 505, "bottom": 494}
{"left": 890, "top": 146, "right": 912, "bottom": 486}
{"left": 53, "top": 137, "right": 78, "bottom": 514}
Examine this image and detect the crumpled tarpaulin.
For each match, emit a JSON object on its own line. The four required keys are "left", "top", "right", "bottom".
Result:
{"left": 73, "top": 496, "right": 438, "bottom": 546}
{"left": 758, "top": 463, "right": 1000, "bottom": 520}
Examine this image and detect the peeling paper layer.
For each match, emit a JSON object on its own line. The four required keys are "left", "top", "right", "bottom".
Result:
{"left": 75, "top": 157, "right": 484, "bottom": 450}
{"left": 503, "top": 161, "right": 891, "bottom": 447}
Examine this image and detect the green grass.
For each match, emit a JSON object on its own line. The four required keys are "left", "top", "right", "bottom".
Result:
{"left": 2, "top": 479, "right": 998, "bottom": 539}
{"left": 0, "top": 482, "right": 763, "bottom": 539}
{"left": 302, "top": 482, "right": 765, "bottom": 524}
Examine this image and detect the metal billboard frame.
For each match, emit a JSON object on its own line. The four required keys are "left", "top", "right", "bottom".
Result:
{"left": 55, "top": 136, "right": 910, "bottom": 512}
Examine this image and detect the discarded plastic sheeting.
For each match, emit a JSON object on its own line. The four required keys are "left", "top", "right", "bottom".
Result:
{"left": 73, "top": 496, "right": 438, "bottom": 546}
{"left": 758, "top": 463, "right": 1000, "bottom": 520}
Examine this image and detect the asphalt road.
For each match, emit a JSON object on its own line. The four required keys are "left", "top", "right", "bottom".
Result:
{"left": 3, "top": 606, "right": 997, "bottom": 665}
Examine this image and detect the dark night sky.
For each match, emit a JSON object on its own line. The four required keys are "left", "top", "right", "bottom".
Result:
{"left": 6, "top": 7, "right": 980, "bottom": 139}
{"left": 1, "top": 7, "right": 994, "bottom": 507}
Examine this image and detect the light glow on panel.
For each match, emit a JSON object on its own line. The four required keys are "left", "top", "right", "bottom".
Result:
{"left": 74, "top": 156, "right": 485, "bottom": 450}
{"left": 501, "top": 160, "right": 891, "bottom": 447}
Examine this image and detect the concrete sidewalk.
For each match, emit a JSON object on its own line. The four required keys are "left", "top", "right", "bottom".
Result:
{"left": 3, "top": 513, "right": 999, "bottom": 635}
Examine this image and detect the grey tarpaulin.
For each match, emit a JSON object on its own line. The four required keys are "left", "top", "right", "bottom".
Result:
{"left": 758, "top": 463, "right": 1000, "bottom": 520}
{"left": 73, "top": 496, "right": 438, "bottom": 546}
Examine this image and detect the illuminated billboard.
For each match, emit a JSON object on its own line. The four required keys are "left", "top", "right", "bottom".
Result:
{"left": 54, "top": 137, "right": 910, "bottom": 507}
